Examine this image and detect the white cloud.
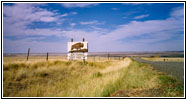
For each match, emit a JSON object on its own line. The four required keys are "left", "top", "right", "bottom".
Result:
{"left": 102, "top": 17, "right": 183, "bottom": 42}
{"left": 3, "top": 3, "right": 66, "bottom": 36}
{"left": 3, "top": 3, "right": 58, "bottom": 23}
{"left": 80, "top": 20, "right": 98, "bottom": 25}
{"left": 25, "top": 28, "right": 64, "bottom": 36}
{"left": 58, "top": 12, "right": 77, "bottom": 18}
{"left": 80, "top": 20, "right": 104, "bottom": 25}
{"left": 134, "top": 14, "right": 149, "bottom": 19}
{"left": 170, "top": 6, "right": 184, "bottom": 17}
{"left": 40, "top": 17, "right": 56, "bottom": 22}
{"left": 60, "top": 13, "right": 68, "bottom": 17}
{"left": 90, "top": 26, "right": 108, "bottom": 33}
{"left": 61, "top": 3, "right": 99, "bottom": 8}
{"left": 70, "top": 23, "right": 76, "bottom": 27}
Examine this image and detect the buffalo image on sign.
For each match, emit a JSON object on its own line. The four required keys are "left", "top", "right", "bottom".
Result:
{"left": 68, "top": 42, "right": 88, "bottom": 53}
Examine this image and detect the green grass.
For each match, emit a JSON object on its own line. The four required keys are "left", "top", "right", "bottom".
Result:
{"left": 3, "top": 57, "right": 184, "bottom": 97}
{"left": 158, "top": 75, "right": 184, "bottom": 97}
{"left": 111, "top": 61, "right": 184, "bottom": 97}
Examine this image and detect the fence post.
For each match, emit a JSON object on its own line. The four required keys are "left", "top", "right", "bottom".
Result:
{"left": 108, "top": 53, "right": 110, "bottom": 60}
{"left": 26, "top": 48, "right": 30, "bottom": 61}
{"left": 46, "top": 52, "right": 48, "bottom": 61}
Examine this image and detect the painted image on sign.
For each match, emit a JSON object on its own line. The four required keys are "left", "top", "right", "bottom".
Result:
{"left": 68, "top": 42, "right": 88, "bottom": 53}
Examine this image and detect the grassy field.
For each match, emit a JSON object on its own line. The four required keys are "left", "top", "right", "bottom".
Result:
{"left": 142, "top": 57, "right": 184, "bottom": 62}
{"left": 3, "top": 56, "right": 184, "bottom": 97}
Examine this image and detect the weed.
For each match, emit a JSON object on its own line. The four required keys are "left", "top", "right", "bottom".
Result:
{"left": 93, "top": 72, "right": 102, "bottom": 78}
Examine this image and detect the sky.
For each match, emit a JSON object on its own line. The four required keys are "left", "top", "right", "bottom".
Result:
{"left": 3, "top": 3, "right": 184, "bottom": 53}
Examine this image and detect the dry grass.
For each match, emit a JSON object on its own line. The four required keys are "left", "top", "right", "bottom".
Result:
{"left": 3, "top": 56, "right": 184, "bottom": 97}
{"left": 3, "top": 57, "right": 126, "bottom": 97}
{"left": 3, "top": 56, "right": 67, "bottom": 64}
{"left": 100, "top": 58, "right": 131, "bottom": 74}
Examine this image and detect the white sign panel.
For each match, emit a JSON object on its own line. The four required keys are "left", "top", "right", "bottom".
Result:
{"left": 67, "top": 53, "right": 88, "bottom": 60}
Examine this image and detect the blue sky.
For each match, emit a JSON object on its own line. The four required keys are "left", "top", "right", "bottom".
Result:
{"left": 3, "top": 3, "right": 184, "bottom": 53}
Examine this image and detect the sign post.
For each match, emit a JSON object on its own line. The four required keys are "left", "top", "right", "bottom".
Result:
{"left": 82, "top": 53, "right": 85, "bottom": 65}
{"left": 67, "top": 38, "right": 88, "bottom": 65}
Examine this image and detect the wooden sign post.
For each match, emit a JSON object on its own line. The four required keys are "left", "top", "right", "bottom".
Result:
{"left": 82, "top": 55, "right": 85, "bottom": 65}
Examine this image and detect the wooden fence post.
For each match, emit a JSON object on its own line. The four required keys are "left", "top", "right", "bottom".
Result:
{"left": 46, "top": 52, "right": 48, "bottom": 61}
{"left": 26, "top": 48, "right": 30, "bottom": 61}
{"left": 108, "top": 53, "right": 110, "bottom": 60}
